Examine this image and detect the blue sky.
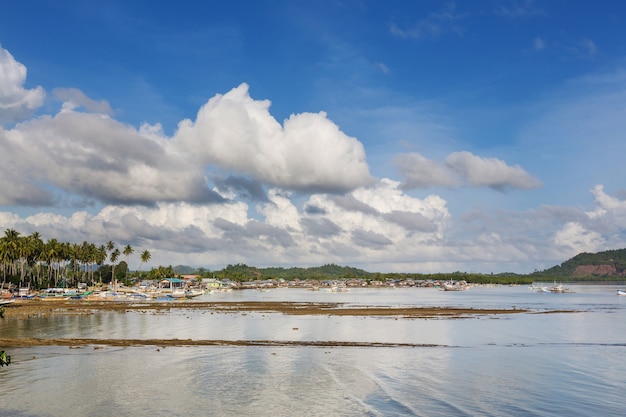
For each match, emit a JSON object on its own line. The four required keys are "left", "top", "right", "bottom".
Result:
{"left": 1, "top": 0, "right": 625, "bottom": 273}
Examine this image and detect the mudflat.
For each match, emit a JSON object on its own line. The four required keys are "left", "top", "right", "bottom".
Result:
{"left": 1, "top": 299, "right": 530, "bottom": 348}
{"left": 2, "top": 299, "right": 527, "bottom": 319}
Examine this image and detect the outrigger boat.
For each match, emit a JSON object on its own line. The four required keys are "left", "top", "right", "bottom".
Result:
{"left": 547, "top": 282, "right": 574, "bottom": 293}
{"left": 68, "top": 290, "right": 94, "bottom": 299}
{"left": 39, "top": 288, "right": 78, "bottom": 299}
{"left": 442, "top": 280, "right": 469, "bottom": 291}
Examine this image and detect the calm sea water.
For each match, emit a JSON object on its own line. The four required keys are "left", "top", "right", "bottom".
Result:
{"left": 1, "top": 285, "right": 625, "bottom": 416}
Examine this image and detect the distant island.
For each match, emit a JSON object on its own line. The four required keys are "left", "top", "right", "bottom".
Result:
{"left": 175, "top": 248, "right": 626, "bottom": 284}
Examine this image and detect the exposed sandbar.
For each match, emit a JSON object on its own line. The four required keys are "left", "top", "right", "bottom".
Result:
{"left": 0, "top": 337, "right": 451, "bottom": 348}
{"left": 1, "top": 299, "right": 528, "bottom": 319}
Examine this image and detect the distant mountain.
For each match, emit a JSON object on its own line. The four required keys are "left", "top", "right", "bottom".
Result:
{"left": 173, "top": 265, "right": 197, "bottom": 275}
{"left": 535, "top": 248, "right": 626, "bottom": 279}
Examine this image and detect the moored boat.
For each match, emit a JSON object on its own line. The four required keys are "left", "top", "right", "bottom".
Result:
{"left": 169, "top": 288, "right": 188, "bottom": 298}
{"left": 39, "top": 288, "right": 78, "bottom": 299}
{"left": 442, "top": 280, "right": 469, "bottom": 291}
{"left": 327, "top": 286, "right": 349, "bottom": 292}
{"left": 547, "top": 282, "right": 574, "bottom": 293}
{"left": 68, "top": 290, "right": 94, "bottom": 299}
{"left": 185, "top": 288, "right": 205, "bottom": 298}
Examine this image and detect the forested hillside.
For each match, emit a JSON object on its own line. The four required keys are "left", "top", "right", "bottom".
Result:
{"left": 534, "top": 249, "right": 626, "bottom": 279}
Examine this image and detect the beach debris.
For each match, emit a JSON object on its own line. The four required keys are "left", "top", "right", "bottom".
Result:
{"left": 0, "top": 351, "right": 10, "bottom": 367}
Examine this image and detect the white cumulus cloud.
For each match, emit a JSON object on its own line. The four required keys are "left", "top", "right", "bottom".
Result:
{"left": 553, "top": 222, "right": 604, "bottom": 255}
{"left": 0, "top": 80, "right": 377, "bottom": 207}
{"left": 1, "top": 109, "right": 219, "bottom": 206}
{"left": 173, "top": 83, "right": 373, "bottom": 193}
{"left": 0, "top": 44, "right": 45, "bottom": 126}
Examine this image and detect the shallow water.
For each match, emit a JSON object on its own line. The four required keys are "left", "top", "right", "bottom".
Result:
{"left": 1, "top": 285, "right": 625, "bottom": 416}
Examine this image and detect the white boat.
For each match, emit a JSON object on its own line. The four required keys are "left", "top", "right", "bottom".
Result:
{"left": 169, "top": 288, "right": 188, "bottom": 298}
{"left": 327, "top": 286, "right": 349, "bottom": 292}
{"left": 442, "top": 281, "right": 468, "bottom": 291}
{"left": 185, "top": 288, "right": 205, "bottom": 298}
{"left": 617, "top": 289, "right": 626, "bottom": 296}
{"left": 548, "top": 282, "right": 573, "bottom": 293}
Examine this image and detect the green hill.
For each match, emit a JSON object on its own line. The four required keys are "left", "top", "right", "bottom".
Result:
{"left": 534, "top": 248, "right": 626, "bottom": 280}
{"left": 218, "top": 263, "right": 372, "bottom": 281}
{"left": 173, "top": 265, "right": 197, "bottom": 275}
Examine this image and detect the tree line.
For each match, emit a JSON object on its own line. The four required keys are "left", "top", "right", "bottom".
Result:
{"left": 205, "top": 263, "right": 534, "bottom": 284}
{"left": 0, "top": 228, "right": 151, "bottom": 289}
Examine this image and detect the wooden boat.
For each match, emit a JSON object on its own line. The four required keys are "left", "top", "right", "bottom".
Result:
{"left": 442, "top": 281, "right": 469, "bottom": 291}
{"left": 185, "top": 288, "right": 205, "bottom": 298}
{"left": 547, "top": 282, "right": 574, "bottom": 293}
{"left": 68, "top": 290, "right": 94, "bottom": 299}
{"left": 169, "top": 288, "right": 187, "bottom": 298}
{"left": 39, "top": 288, "right": 78, "bottom": 299}
{"left": 327, "top": 286, "right": 349, "bottom": 292}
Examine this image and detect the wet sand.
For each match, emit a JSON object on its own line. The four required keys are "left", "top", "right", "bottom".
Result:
{"left": 1, "top": 299, "right": 534, "bottom": 348}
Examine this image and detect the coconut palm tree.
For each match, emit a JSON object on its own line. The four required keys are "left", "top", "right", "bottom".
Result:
{"left": 28, "top": 232, "right": 43, "bottom": 288}
{"left": 123, "top": 244, "right": 134, "bottom": 282}
{"left": 43, "top": 238, "right": 60, "bottom": 287}
{"left": 138, "top": 250, "right": 151, "bottom": 275}
{"left": 95, "top": 245, "right": 107, "bottom": 284}
{"left": 1, "top": 229, "right": 21, "bottom": 278}
{"left": 16, "top": 234, "right": 38, "bottom": 286}
{"left": 78, "top": 241, "right": 93, "bottom": 285}
{"left": 110, "top": 248, "right": 120, "bottom": 289}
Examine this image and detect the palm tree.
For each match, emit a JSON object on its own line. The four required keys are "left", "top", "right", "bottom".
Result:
{"left": 105, "top": 241, "right": 116, "bottom": 285}
{"left": 79, "top": 241, "right": 93, "bottom": 285}
{"left": 28, "top": 232, "right": 43, "bottom": 288}
{"left": 123, "top": 244, "right": 134, "bottom": 282}
{"left": 1, "top": 229, "right": 21, "bottom": 278}
{"left": 110, "top": 248, "right": 120, "bottom": 289}
{"left": 69, "top": 243, "right": 81, "bottom": 286}
{"left": 58, "top": 242, "right": 71, "bottom": 287}
{"left": 138, "top": 250, "right": 151, "bottom": 275}
{"left": 95, "top": 245, "right": 107, "bottom": 284}
{"left": 43, "top": 238, "right": 60, "bottom": 287}
{"left": 16, "top": 234, "right": 38, "bottom": 286}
